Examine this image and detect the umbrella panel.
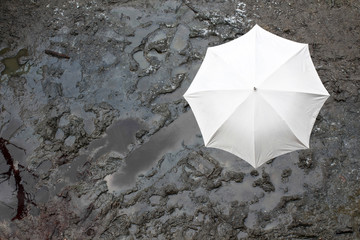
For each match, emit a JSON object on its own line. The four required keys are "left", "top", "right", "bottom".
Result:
{"left": 184, "top": 24, "right": 330, "bottom": 168}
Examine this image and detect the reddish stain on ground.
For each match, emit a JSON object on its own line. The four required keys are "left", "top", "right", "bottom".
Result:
{"left": 0, "top": 137, "right": 28, "bottom": 221}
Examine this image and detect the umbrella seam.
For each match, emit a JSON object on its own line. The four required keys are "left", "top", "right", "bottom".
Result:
{"left": 209, "top": 48, "right": 251, "bottom": 87}
{"left": 207, "top": 93, "right": 255, "bottom": 165}
{"left": 186, "top": 90, "right": 251, "bottom": 146}
{"left": 259, "top": 88, "right": 330, "bottom": 96}
{"left": 258, "top": 91, "right": 329, "bottom": 148}
{"left": 184, "top": 89, "right": 251, "bottom": 98}
{"left": 258, "top": 45, "right": 307, "bottom": 88}
{"left": 206, "top": 91, "right": 252, "bottom": 146}
{"left": 257, "top": 92, "right": 309, "bottom": 149}
{"left": 253, "top": 92, "right": 257, "bottom": 167}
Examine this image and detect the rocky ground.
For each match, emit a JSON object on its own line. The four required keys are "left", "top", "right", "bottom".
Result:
{"left": 0, "top": 0, "right": 359, "bottom": 239}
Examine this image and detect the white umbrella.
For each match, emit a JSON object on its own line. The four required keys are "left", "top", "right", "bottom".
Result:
{"left": 184, "top": 24, "right": 329, "bottom": 168}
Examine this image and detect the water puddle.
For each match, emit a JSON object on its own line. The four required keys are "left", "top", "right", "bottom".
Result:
{"left": 53, "top": 118, "right": 143, "bottom": 195}
{"left": 0, "top": 117, "right": 144, "bottom": 220}
{"left": 105, "top": 110, "right": 200, "bottom": 193}
{"left": 0, "top": 119, "right": 36, "bottom": 221}
{"left": 1, "top": 48, "right": 29, "bottom": 76}
{"left": 170, "top": 25, "right": 190, "bottom": 52}
{"left": 90, "top": 118, "right": 142, "bottom": 161}
{"left": 0, "top": 137, "right": 28, "bottom": 220}
{"left": 133, "top": 51, "right": 150, "bottom": 69}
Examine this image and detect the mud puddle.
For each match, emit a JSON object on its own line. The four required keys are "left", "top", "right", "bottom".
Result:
{"left": 105, "top": 110, "right": 200, "bottom": 193}
{"left": 209, "top": 151, "right": 324, "bottom": 230}
{"left": 0, "top": 117, "right": 143, "bottom": 221}
{"left": 53, "top": 118, "right": 143, "bottom": 195}
{"left": 0, "top": 119, "right": 37, "bottom": 221}
{"left": 1, "top": 48, "right": 29, "bottom": 76}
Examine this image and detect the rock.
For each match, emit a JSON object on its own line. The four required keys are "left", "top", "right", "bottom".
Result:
{"left": 298, "top": 150, "right": 314, "bottom": 171}
{"left": 59, "top": 115, "right": 70, "bottom": 127}
{"left": 36, "top": 117, "right": 59, "bottom": 141}
{"left": 135, "top": 129, "right": 148, "bottom": 139}
{"left": 170, "top": 25, "right": 190, "bottom": 52}
{"left": 281, "top": 168, "right": 292, "bottom": 182}
{"left": 252, "top": 171, "right": 275, "bottom": 192}
{"left": 203, "top": 179, "right": 222, "bottom": 190}
{"left": 335, "top": 226, "right": 354, "bottom": 235}
{"left": 145, "top": 30, "right": 169, "bottom": 54}
{"left": 226, "top": 203, "right": 249, "bottom": 230}
{"left": 222, "top": 171, "right": 245, "bottom": 183}
{"left": 145, "top": 73, "right": 186, "bottom": 104}
{"left": 217, "top": 222, "right": 234, "bottom": 238}
{"left": 64, "top": 135, "right": 76, "bottom": 146}
{"left": 250, "top": 170, "right": 259, "bottom": 177}
{"left": 55, "top": 128, "right": 64, "bottom": 139}
{"left": 161, "top": 184, "right": 179, "bottom": 196}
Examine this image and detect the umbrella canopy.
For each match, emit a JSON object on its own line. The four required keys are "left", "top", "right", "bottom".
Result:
{"left": 183, "top": 24, "right": 329, "bottom": 168}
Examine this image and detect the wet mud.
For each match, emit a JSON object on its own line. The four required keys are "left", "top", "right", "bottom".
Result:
{"left": 106, "top": 110, "right": 201, "bottom": 191}
{"left": 0, "top": 0, "right": 360, "bottom": 239}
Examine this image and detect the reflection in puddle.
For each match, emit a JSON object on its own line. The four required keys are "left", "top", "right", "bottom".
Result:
{"left": 54, "top": 118, "right": 143, "bottom": 195}
{"left": 0, "top": 137, "right": 28, "bottom": 220}
{"left": 133, "top": 51, "right": 150, "bottom": 69}
{"left": 0, "top": 119, "right": 35, "bottom": 221}
{"left": 0, "top": 117, "right": 146, "bottom": 219}
{"left": 105, "top": 111, "right": 200, "bottom": 193}
{"left": 91, "top": 119, "right": 142, "bottom": 161}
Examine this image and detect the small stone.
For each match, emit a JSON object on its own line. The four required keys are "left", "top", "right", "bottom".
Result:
{"left": 222, "top": 171, "right": 245, "bottom": 183}
{"left": 250, "top": 170, "right": 259, "bottom": 177}
{"left": 149, "top": 195, "right": 161, "bottom": 205}
{"left": 162, "top": 184, "right": 179, "bottom": 196}
{"left": 136, "top": 129, "right": 148, "bottom": 139}
{"left": 252, "top": 171, "right": 275, "bottom": 192}
{"left": 59, "top": 116, "right": 69, "bottom": 127}
{"left": 217, "top": 223, "right": 233, "bottom": 237}
{"left": 298, "top": 150, "right": 313, "bottom": 171}
{"left": 145, "top": 30, "right": 169, "bottom": 53}
{"left": 64, "top": 135, "right": 76, "bottom": 146}
{"left": 281, "top": 168, "right": 292, "bottom": 182}
{"left": 55, "top": 128, "right": 64, "bottom": 139}
{"left": 170, "top": 25, "right": 190, "bottom": 52}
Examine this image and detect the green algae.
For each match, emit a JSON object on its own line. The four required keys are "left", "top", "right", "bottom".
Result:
{"left": 0, "top": 47, "right": 10, "bottom": 56}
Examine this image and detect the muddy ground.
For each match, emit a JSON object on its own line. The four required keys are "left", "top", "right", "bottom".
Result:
{"left": 0, "top": 0, "right": 359, "bottom": 239}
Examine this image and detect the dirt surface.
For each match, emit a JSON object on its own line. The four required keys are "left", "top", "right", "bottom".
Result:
{"left": 0, "top": 0, "right": 359, "bottom": 239}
